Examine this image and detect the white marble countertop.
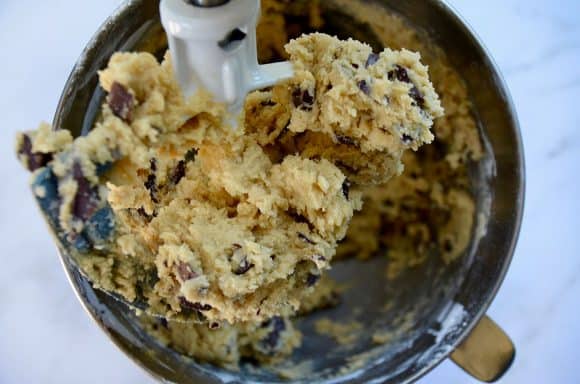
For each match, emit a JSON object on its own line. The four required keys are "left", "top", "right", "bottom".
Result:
{"left": 0, "top": 0, "right": 578, "bottom": 383}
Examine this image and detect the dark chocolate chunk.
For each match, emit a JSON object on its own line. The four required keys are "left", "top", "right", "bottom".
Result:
{"left": 292, "top": 88, "right": 314, "bottom": 111}
{"left": 306, "top": 273, "right": 320, "bottom": 287}
{"left": 137, "top": 207, "right": 154, "bottom": 222}
{"left": 336, "top": 134, "right": 357, "bottom": 146}
{"left": 388, "top": 65, "right": 411, "bottom": 83}
{"left": 365, "top": 53, "right": 380, "bottom": 68}
{"left": 95, "top": 161, "right": 113, "bottom": 176}
{"left": 83, "top": 206, "right": 115, "bottom": 246}
{"left": 342, "top": 179, "right": 351, "bottom": 200}
{"left": 108, "top": 82, "right": 134, "bottom": 122}
{"left": 144, "top": 174, "right": 159, "bottom": 204}
{"left": 233, "top": 257, "right": 255, "bottom": 275}
{"left": 443, "top": 239, "right": 454, "bottom": 252}
{"left": 357, "top": 80, "right": 371, "bottom": 96}
{"left": 149, "top": 158, "right": 157, "bottom": 172}
{"left": 71, "top": 233, "right": 91, "bottom": 252}
{"left": 409, "top": 86, "right": 425, "bottom": 107}
{"left": 17, "top": 134, "right": 53, "bottom": 172}
{"left": 72, "top": 162, "right": 100, "bottom": 221}
{"left": 314, "top": 254, "right": 327, "bottom": 262}
{"left": 288, "top": 210, "right": 310, "bottom": 226}
{"left": 298, "top": 232, "right": 316, "bottom": 245}
{"left": 190, "top": 302, "right": 212, "bottom": 311}
{"left": 179, "top": 297, "right": 212, "bottom": 313}
{"left": 177, "top": 262, "right": 198, "bottom": 281}
{"left": 260, "top": 100, "right": 277, "bottom": 107}
{"left": 260, "top": 317, "right": 286, "bottom": 353}
{"left": 218, "top": 28, "right": 247, "bottom": 51}
{"left": 170, "top": 160, "right": 187, "bottom": 185}
{"left": 401, "top": 134, "right": 414, "bottom": 145}
{"left": 144, "top": 159, "right": 159, "bottom": 203}
{"left": 185, "top": 148, "right": 199, "bottom": 163}
{"left": 31, "top": 167, "right": 61, "bottom": 225}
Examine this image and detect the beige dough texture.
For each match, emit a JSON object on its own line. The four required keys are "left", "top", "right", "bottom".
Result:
{"left": 247, "top": 32, "right": 443, "bottom": 185}
{"left": 15, "top": 0, "right": 485, "bottom": 370}
{"left": 136, "top": 0, "right": 484, "bottom": 369}
{"left": 16, "top": 30, "right": 440, "bottom": 325}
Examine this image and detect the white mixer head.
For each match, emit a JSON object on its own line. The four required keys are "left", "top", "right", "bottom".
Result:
{"left": 160, "top": 0, "right": 294, "bottom": 111}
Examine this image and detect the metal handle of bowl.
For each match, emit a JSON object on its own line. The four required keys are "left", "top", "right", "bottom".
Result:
{"left": 450, "top": 316, "right": 515, "bottom": 382}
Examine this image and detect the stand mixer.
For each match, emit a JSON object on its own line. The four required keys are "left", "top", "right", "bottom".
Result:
{"left": 49, "top": 1, "right": 523, "bottom": 382}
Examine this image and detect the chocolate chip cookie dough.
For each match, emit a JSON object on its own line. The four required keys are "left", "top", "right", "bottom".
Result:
{"left": 17, "top": 31, "right": 441, "bottom": 325}
{"left": 135, "top": 0, "right": 485, "bottom": 369}
{"left": 247, "top": 33, "right": 443, "bottom": 184}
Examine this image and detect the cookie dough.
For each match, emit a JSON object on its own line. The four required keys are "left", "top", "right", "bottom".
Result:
{"left": 136, "top": 0, "right": 484, "bottom": 369}
{"left": 247, "top": 33, "right": 444, "bottom": 184}
{"left": 142, "top": 315, "right": 302, "bottom": 367}
{"left": 17, "top": 32, "right": 441, "bottom": 324}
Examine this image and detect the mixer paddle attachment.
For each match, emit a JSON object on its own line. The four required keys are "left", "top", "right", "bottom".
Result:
{"left": 160, "top": 0, "right": 294, "bottom": 112}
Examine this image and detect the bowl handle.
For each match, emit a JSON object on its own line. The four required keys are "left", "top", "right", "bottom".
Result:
{"left": 450, "top": 315, "right": 515, "bottom": 382}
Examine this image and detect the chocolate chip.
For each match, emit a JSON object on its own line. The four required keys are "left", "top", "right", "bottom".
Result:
{"left": 83, "top": 206, "right": 115, "bottom": 246}
{"left": 306, "top": 273, "right": 320, "bottom": 287}
{"left": 177, "top": 262, "right": 198, "bottom": 281}
{"left": 288, "top": 210, "right": 310, "bottom": 226}
{"left": 358, "top": 80, "right": 371, "bottom": 96}
{"left": 170, "top": 160, "right": 187, "bottom": 185}
{"left": 233, "top": 257, "right": 255, "bottom": 275}
{"left": 402, "top": 134, "right": 414, "bottom": 145}
{"left": 108, "top": 82, "right": 134, "bottom": 122}
{"left": 185, "top": 148, "right": 198, "bottom": 163}
{"left": 17, "top": 134, "right": 53, "bottom": 172}
{"left": 409, "top": 86, "right": 425, "bottom": 107}
{"left": 159, "top": 318, "right": 169, "bottom": 329}
{"left": 292, "top": 88, "right": 314, "bottom": 111}
{"left": 365, "top": 53, "right": 380, "bottom": 68}
{"left": 298, "top": 232, "right": 316, "bottom": 245}
{"left": 335, "top": 160, "right": 357, "bottom": 174}
{"left": 336, "top": 134, "right": 357, "bottom": 146}
{"left": 149, "top": 158, "right": 157, "bottom": 172}
{"left": 192, "top": 303, "right": 212, "bottom": 311}
{"left": 137, "top": 207, "right": 154, "bottom": 222}
{"left": 71, "top": 162, "right": 100, "bottom": 221}
{"left": 302, "top": 90, "right": 314, "bottom": 107}
{"left": 260, "top": 100, "right": 276, "bottom": 107}
{"left": 260, "top": 317, "right": 286, "bottom": 352}
{"left": 388, "top": 65, "right": 411, "bottom": 83}
{"left": 342, "top": 179, "right": 351, "bottom": 200}
{"left": 144, "top": 174, "right": 159, "bottom": 204}
{"left": 314, "top": 254, "right": 327, "bottom": 262}
{"left": 443, "top": 239, "right": 454, "bottom": 252}
{"left": 179, "top": 297, "right": 212, "bottom": 312}
{"left": 31, "top": 167, "right": 61, "bottom": 225}
{"left": 209, "top": 322, "right": 221, "bottom": 330}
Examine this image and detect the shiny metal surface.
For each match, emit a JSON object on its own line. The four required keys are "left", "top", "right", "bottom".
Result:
{"left": 187, "top": 0, "right": 230, "bottom": 7}
{"left": 53, "top": 0, "right": 524, "bottom": 383}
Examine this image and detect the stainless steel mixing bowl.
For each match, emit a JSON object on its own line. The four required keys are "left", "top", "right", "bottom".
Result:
{"left": 53, "top": 0, "right": 524, "bottom": 382}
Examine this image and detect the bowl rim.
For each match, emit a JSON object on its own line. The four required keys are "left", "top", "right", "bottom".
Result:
{"left": 53, "top": 0, "right": 526, "bottom": 382}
